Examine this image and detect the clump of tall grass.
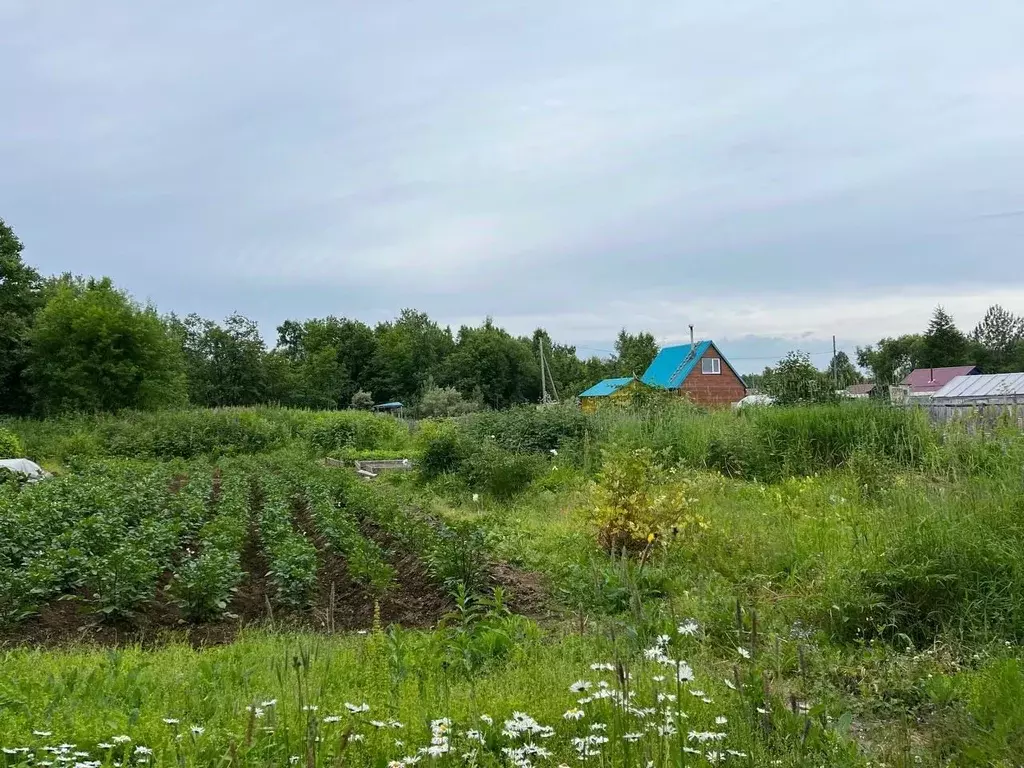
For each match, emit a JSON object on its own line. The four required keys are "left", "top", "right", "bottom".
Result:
{"left": 855, "top": 476, "right": 1024, "bottom": 644}
{"left": 593, "top": 401, "right": 936, "bottom": 482}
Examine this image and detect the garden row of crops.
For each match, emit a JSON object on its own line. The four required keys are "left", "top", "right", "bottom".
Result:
{"left": 0, "top": 458, "right": 470, "bottom": 634}
{"left": 0, "top": 461, "right": 210, "bottom": 623}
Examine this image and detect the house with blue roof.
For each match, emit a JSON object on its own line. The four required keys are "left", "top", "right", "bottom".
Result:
{"left": 578, "top": 339, "right": 747, "bottom": 410}
{"left": 641, "top": 340, "right": 746, "bottom": 406}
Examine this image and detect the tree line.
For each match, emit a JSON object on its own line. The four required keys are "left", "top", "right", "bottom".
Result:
{"left": 5, "top": 217, "right": 1022, "bottom": 417}
{"left": 855, "top": 305, "right": 1024, "bottom": 384}
{"left": 0, "top": 218, "right": 658, "bottom": 417}
{"left": 744, "top": 305, "right": 1024, "bottom": 405}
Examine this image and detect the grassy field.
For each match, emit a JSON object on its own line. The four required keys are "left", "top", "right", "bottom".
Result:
{"left": 2, "top": 403, "right": 1024, "bottom": 766}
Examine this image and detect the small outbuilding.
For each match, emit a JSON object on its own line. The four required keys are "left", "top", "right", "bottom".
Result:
{"left": 845, "top": 382, "right": 878, "bottom": 399}
{"left": 578, "top": 376, "right": 652, "bottom": 413}
{"left": 931, "top": 373, "right": 1024, "bottom": 406}
{"left": 902, "top": 366, "right": 979, "bottom": 397}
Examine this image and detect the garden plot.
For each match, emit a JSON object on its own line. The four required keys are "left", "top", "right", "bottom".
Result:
{"left": 0, "top": 459, "right": 527, "bottom": 647}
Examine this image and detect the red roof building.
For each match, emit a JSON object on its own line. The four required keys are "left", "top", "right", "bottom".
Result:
{"left": 902, "top": 365, "right": 979, "bottom": 395}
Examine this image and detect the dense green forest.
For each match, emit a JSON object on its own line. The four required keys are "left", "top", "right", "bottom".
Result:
{"left": 1, "top": 218, "right": 660, "bottom": 416}
{"left": 3, "top": 216, "right": 1023, "bottom": 417}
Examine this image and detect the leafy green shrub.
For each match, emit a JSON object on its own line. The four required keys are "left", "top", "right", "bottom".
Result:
{"left": 439, "top": 587, "right": 534, "bottom": 678}
{"left": 414, "top": 382, "right": 480, "bottom": 418}
{"left": 461, "top": 404, "right": 589, "bottom": 454}
{"left": 0, "top": 427, "right": 22, "bottom": 458}
{"left": 427, "top": 520, "right": 492, "bottom": 595}
{"left": 462, "top": 443, "right": 545, "bottom": 501}
{"left": 350, "top": 390, "right": 374, "bottom": 409}
{"left": 303, "top": 411, "right": 408, "bottom": 454}
{"left": 419, "top": 425, "right": 471, "bottom": 479}
{"left": 589, "top": 444, "right": 706, "bottom": 551}
{"left": 51, "top": 431, "right": 102, "bottom": 463}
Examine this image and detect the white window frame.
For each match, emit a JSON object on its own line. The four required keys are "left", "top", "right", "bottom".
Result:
{"left": 702, "top": 357, "right": 721, "bottom": 375}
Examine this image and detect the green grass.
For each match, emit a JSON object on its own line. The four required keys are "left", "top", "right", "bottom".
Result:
{"left": 0, "top": 624, "right": 867, "bottom": 767}
{"left": 4, "top": 403, "right": 1024, "bottom": 766}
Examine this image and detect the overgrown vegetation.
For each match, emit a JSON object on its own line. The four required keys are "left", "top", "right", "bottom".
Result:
{"left": 3, "top": 400, "right": 1024, "bottom": 765}
{"left": 0, "top": 426, "right": 20, "bottom": 457}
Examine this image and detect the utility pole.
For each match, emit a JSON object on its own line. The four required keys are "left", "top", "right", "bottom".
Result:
{"left": 832, "top": 335, "right": 837, "bottom": 389}
{"left": 540, "top": 339, "right": 547, "bottom": 404}
{"left": 548, "top": 344, "right": 559, "bottom": 403}
{"left": 538, "top": 338, "right": 558, "bottom": 404}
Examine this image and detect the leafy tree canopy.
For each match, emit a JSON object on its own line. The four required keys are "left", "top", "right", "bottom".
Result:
{"left": 168, "top": 312, "right": 270, "bottom": 407}
{"left": 0, "top": 218, "right": 42, "bottom": 414}
{"left": 826, "top": 351, "right": 864, "bottom": 388}
{"left": 856, "top": 335, "right": 925, "bottom": 385}
{"left": 27, "top": 277, "right": 186, "bottom": 414}
{"left": 763, "top": 351, "right": 838, "bottom": 406}
{"left": 614, "top": 329, "right": 658, "bottom": 378}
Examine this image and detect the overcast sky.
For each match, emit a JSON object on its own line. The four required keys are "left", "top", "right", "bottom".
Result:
{"left": 3, "top": 1, "right": 1023, "bottom": 371}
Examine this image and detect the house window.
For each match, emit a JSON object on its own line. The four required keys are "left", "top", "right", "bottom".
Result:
{"left": 702, "top": 357, "right": 721, "bottom": 375}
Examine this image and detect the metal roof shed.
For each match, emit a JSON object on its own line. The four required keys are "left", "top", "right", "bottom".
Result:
{"left": 931, "top": 373, "right": 1024, "bottom": 405}
{"left": 578, "top": 377, "right": 635, "bottom": 398}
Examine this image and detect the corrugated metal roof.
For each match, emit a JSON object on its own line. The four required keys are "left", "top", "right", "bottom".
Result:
{"left": 641, "top": 341, "right": 712, "bottom": 389}
{"left": 578, "top": 377, "right": 633, "bottom": 398}
{"left": 846, "top": 383, "right": 876, "bottom": 396}
{"left": 932, "top": 372, "right": 1024, "bottom": 400}
{"left": 902, "top": 366, "right": 978, "bottom": 392}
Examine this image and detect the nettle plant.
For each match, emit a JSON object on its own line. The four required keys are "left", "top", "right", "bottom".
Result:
{"left": 590, "top": 445, "right": 707, "bottom": 553}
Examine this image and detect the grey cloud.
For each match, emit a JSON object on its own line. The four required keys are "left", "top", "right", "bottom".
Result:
{"left": 2, "top": 0, "right": 1023, "bottom": 358}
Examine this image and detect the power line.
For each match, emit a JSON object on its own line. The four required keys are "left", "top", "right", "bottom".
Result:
{"left": 727, "top": 350, "right": 836, "bottom": 360}
{"left": 575, "top": 345, "right": 839, "bottom": 361}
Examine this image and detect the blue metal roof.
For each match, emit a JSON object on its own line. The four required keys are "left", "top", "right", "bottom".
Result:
{"left": 641, "top": 341, "right": 713, "bottom": 388}
{"left": 578, "top": 377, "right": 634, "bottom": 398}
